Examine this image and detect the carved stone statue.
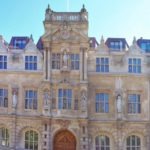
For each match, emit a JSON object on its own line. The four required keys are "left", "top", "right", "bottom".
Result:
{"left": 12, "top": 89, "right": 18, "bottom": 108}
{"left": 81, "top": 91, "right": 87, "bottom": 112}
{"left": 63, "top": 51, "right": 68, "bottom": 67}
{"left": 116, "top": 94, "right": 122, "bottom": 113}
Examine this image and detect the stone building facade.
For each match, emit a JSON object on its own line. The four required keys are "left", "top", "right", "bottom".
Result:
{"left": 0, "top": 4, "right": 150, "bottom": 150}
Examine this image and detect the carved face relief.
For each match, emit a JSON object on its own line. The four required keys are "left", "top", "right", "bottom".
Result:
{"left": 61, "top": 30, "right": 70, "bottom": 39}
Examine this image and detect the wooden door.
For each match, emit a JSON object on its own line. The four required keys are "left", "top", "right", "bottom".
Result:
{"left": 54, "top": 130, "right": 76, "bottom": 150}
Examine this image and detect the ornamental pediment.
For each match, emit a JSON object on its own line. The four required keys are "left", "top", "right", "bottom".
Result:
{"left": 128, "top": 44, "right": 142, "bottom": 56}
{"left": 42, "top": 28, "right": 88, "bottom": 43}
{"left": 25, "top": 39, "right": 38, "bottom": 52}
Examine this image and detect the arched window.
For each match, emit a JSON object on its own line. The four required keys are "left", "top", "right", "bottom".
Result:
{"left": 0, "top": 127, "right": 9, "bottom": 146}
{"left": 126, "top": 135, "right": 141, "bottom": 150}
{"left": 25, "top": 130, "right": 38, "bottom": 150}
{"left": 95, "top": 135, "right": 110, "bottom": 150}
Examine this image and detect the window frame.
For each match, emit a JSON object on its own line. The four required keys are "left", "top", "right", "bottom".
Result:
{"left": 58, "top": 89, "right": 72, "bottom": 110}
{"left": 110, "top": 41, "right": 123, "bottom": 50}
{"left": 25, "top": 56, "right": 37, "bottom": 70}
{"left": 95, "top": 135, "right": 110, "bottom": 150}
{"left": 14, "top": 39, "right": 26, "bottom": 49}
{"left": 52, "top": 53, "right": 61, "bottom": 69}
{"left": 128, "top": 94, "right": 141, "bottom": 114}
{"left": 0, "top": 55, "right": 7, "bottom": 70}
{"left": 24, "top": 130, "right": 38, "bottom": 150}
{"left": 141, "top": 42, "right": 150, "bottom": 53}
{"left": 25, "top": 89, "right": 38, "bottom": 110}
{"left": 0, "top": 88, "right": 8, "bottom": 108}
{"left": 96, "top": 57, "right": 109, "bottom": 73}
{"left": 95, "top": 93, "right": 109, "bottom": 113}
{"left": 70, "top": 54, "right": 80, "bottom": 70}
{"left": 0, "top": 127, "right": 9, "bottom": 147}
{"left": 128, "top": 58, "right": 141, "bottom": 74}
{"left": 126, "top": 135, "right": 141, "bottom": 150}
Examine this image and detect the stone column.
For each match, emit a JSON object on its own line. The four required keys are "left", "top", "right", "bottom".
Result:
{"left": 80, "top": 48, "right": 83, "bottom": 81}
{"left": 43, "top": 50, "right": 46, "bottom": 79}
{"left": 10, "top": 117, "right": 17, "bottom": 150}
{"left": 48, "top": 47, "right": 51, "bottom": 80}
{"left": 116, "top": 121, "right": 124, "bottom": 150}
{"left": 44, "top": 47, "right": 48, "bottom": 80}
{"left": 84, "top": 48, "right": 88, "bottom": 81}
{"left": 145, "top": 135, "right": 150, "bottom": 150}
{"left": 145, "top": 123, "right": 150, "bottom": 150}
{"left": 42, "top": 120, "right": 51, "bottom": 150}
{"left": 79, "top": 121, "right": 89, "bottom": 150}
{"left": 80, "top": 47, "right": 88, "bottom": 82}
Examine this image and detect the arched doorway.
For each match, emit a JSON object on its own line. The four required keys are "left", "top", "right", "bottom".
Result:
{"left": 53, "top": 130, "right": 76, "bottom": 150}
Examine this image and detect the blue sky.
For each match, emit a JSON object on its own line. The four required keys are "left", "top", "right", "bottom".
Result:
{"left": 0, "top": 0, "right": 150, "bottom": 45}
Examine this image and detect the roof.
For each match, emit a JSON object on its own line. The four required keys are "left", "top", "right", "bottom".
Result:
{"left": 89, "top": 37, "right": 99, "bottom": 48}
{"left": 105, "top": 38, "right": 129, "bottom": 49}
{"left": 36, "top": 37, "right": 44, "bottom": 50}
{"left": 9, "top": 36, "right": 30, "bottom": 49}
{"left": 137, "top": 38, "right": 150, "bottom": 46}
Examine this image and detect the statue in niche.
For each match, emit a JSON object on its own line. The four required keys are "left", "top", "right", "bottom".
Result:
{"left": 43, "top": 91, "right": 50, "bottom": 106}
{"left": 12, "top": 89, "right": 18, "bottom": 108}
{"left": 63, "top": 51, "right": 68, "bottom": 67}
{"left": 81, "top": 90, "right": 87, "bottom": 112}
{"left": 116, "top": 94, "right": 122, "bottom": 113}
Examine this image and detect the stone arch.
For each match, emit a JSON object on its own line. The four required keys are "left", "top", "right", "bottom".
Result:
{"left": 17, "top": 126, "right": 41, "bottom": 150}
{"left": 0, "top": 123, "right": 10, "bottom": 129}
{"left": 53, "top": 129, "right": 76, "bottom": 150}
{"left": 91, "top": 130, "right": 116, "bottom": 150}
{"left": 123, "top": 131, "right": 146, "bottom": 150}
{"left": 0, "top": 124, "right": 10, "bottom": 147}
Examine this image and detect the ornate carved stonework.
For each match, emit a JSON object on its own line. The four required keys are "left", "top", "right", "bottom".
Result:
{"left": 55, "top": 119, "right": 71, "bottom": 129}
{"left": 11, "top": 53, "right": 20, "bottom": 63}
{"left": 111, "top": 54, "right": 125, "bottom": 66}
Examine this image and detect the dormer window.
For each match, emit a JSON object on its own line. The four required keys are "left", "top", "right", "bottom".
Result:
{"left": 105, "top": 38, "right": 128, "bottom": 51}
{"left": 110, "top": 41, "right": 122, "bottom": 50}
{"left": 9, "top": 37, "right": 29, "bottom": 49}
{"left": 14, "top": 40, "right": 26, "bottom": 49}
{"left": 141, "top": 42, "right": 150, "bottom": 53}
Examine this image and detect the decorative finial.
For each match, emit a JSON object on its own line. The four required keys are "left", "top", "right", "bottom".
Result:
{"left": 46, "top": 4, "right": 51, "bottom": 13}
{"left": 100, "top": 35, "right": 104, "bottom": 44}
{"left": 83, "top": 4, "right": 85, "bottom": 9}
{"left": 133, "top": 36, "right": 136, "bottom": 45}
{"left": 30, "top": 34, "right": 33, "bottom": 41}
{"left": 81, "top": 4, "right": 87, "bottom": 12}
{"left": 0, "top": 35, "right": 4, "bottom": 43}
{"left": 0, "top": 35, "right": 3, "bottom": 41}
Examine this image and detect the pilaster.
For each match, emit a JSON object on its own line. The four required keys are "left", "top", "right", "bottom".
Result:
{"left": 79, "top": 121, "right": 89, "bottom": 150}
